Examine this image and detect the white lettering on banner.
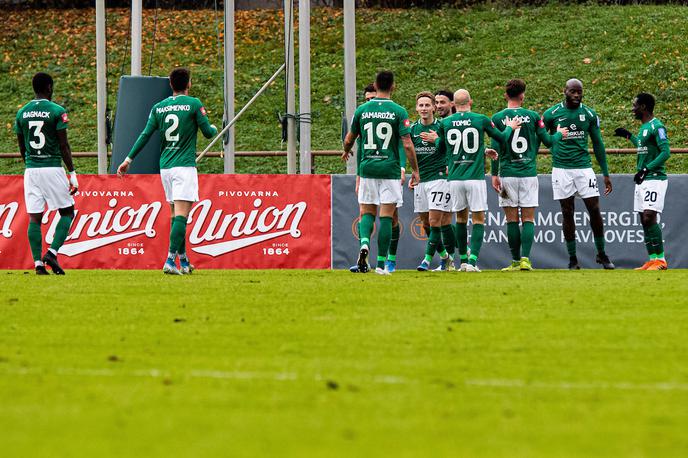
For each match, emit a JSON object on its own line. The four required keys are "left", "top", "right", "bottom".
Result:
{"left": 188, "top": 198, "right": 306, "bottom": 257}
{"left": 217, "top": 191, "right": 280, "bottom": 198}
{"left": 0, "top": 202, "right": 18, "bottom": 238}
{"left": 76, "top": 190, "right": 135, "bottom": 198}
{"left": 47, "top": 198, "right": 161, "bottom": 256}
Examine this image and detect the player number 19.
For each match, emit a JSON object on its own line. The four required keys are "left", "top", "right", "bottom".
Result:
{"left": 363, "top": 122, "right": 393, "bottom": 151}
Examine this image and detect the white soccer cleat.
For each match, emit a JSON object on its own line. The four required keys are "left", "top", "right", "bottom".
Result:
{"left": 375, "top": 267, "right": 391, "bottom": 276}
{"left": 459, "top": 262, "right": 469, "bottom": 272}
{"left": 464, "top": 264, "right": 481, "bottom": 272}
{"left": 163, "top": 259, "right": 182, "bottom": 275}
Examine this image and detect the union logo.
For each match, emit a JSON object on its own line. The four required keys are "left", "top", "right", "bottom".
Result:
{"left": 410, "top": 216, "right": 427, "bottom": 241}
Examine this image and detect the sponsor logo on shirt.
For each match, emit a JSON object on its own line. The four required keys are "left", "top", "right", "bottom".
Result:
{"left": 200, "top": 106, "right": 207, "bottom": 116}
{"left": 61, "top": 112, "right": 69, "bottom": 123}
{"left": 579, "top": 114, "right": 586, "bottom": 121}
{"left": 658, "top": 127, "right": 667, "bottom": 140}
{"left": 403, "top": 119, "right": 410, "bottom": 127}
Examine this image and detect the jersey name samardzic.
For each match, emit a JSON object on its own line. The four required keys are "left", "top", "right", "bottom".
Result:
{"left": 351, "top": 97, "right": 411, "bottom": 180}
{"left": 636, "top": 118, "right": 670, "bottom": 181}
{"left": 129, "top": 95, "right": 214, "bottom": 169}
{"left": 491, "top": 107, "right": 559, "bottom": 178}
{"left": 14, "top": 99, "right": 69, "bottom": 169}
{"left": 410, "top": 119, "right": 445, "bottom": 183}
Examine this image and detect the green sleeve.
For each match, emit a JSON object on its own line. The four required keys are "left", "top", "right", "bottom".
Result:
{"left": 485, "top": 117, "right": 512, "bottom": 143}
{"left": 489, "top": 116, "right": 503, "bottom": 176}
{"left": 398, "top": 107, "right": 411, "bottom": 137}
{"left": 541, "top": 110, "right": 554, "bottom": 133}
{"left": 535, "top": 112, "right": 560, "bottom": 147}
{"left": 127, "top": 110, "right": 158, "bottom": 160}
{"left": 349, "top": 110, "right": 361, "bottom": 137}
{"left": 629, "top": 135, "right": 639, "bottom": 147}
{"left": 589, "top": 115, "right": 609, "bottom": 176}
{"left": 195, "top": 100, "right": 217, "bottom": 139}
{"left": 398, "top": 137, "right": 406, "bottom": 169}
{"left": 646, "top": 127, "right": 671, "bottom": 170}
{"left": 55, "top": 107, "right": 69, "bottom": 131}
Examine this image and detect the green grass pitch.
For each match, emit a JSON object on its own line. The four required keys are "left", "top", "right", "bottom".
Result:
{"left": 1, "top": 269, "right": 687, "bottom": 457}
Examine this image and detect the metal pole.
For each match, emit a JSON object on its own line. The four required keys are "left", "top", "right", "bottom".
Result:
{"left": 343, "top": 0, "right": 357, "bottom": 174}
{"left": 96, "top": 0, "right": 108, "bottom": 174}
{"left": 131, "top": 0, "right": 142, "bottom": 76}
{"left": 223, "top": 0, "right": 235, "bottom": 173}
{"left": 284, "top": 0, "right": 297, "bottom": 174}
{"left": 197, "top": 64, "right": 286, "bottom": 163}
{"left": 298, "top": 0, "right": 311, "bottom": 174}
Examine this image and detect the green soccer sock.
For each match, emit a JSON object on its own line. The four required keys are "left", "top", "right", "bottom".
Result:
{"left": 594, "top": 235, "right": 606, "bottom": 255}
{"left": 566, "top": 239, "right": 577, "bottom": 257}
{"left": 647, "top": 223, "right": 664, "bottom": 257}
{"left": 27, "top": 221, "right": 43, "bottom": 262}
{"left": 169, "top": 215, "right": 188, "bottom": 256}
{"left": 521, "top": 222, "right": 535, "bottom": 259}
{"left": 469, "top": 223, "right": 485, "bottom": 262}
{"left": 171, "top": 217, "right": 186, "bottom": 257}
{"left": 425, "top": 226, "right": 441, "bottom": 259}
{"left": 456, "top": 223, "right": 468, "bottom": 259}
{"left": 50, "top": 215, "right": 73, "bottom": 253}
{"left": 388, "top": 223, "right": 400, "bottom": 258}
{"left": 506, "top": 222, "right": 521, "bottom": 261}
{"left": 359, "top": 213, "right": 375, "bottom": 248}
{"left": 377, "top": 216, "right": 393, "bottom": 269}
{"left": 643, "top": 226, "right": 653, "bottom": 258}
{"left": 440, "top": 224, "right": 456, "bottom": 256}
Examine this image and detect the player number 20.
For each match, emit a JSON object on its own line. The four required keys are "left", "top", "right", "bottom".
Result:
{"left": 362, "top": 122, "right": 393, "bottom": 151}
{"left": 447, "top": 127, "right": 479, "bottom": 155}
{"left": 644, "top": 191, "right": 658, "bottom": 202}
{"left": 164, "top": 114, "right": 180, "bottom": 142}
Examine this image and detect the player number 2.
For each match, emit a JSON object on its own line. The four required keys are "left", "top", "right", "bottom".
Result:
{"left": 363, "top": 122, "right": 393, "bottom": 151}
{"left": 165, "top": 114, "right": 180, "bottom": 142}
{"left": 511, "top": 128, "right": 528, "bottom": 154}
{"left": 447, "top": 127, "right": 479, "bottom": 155}
{"left": 28, "top": 121, "right": 45, "bottom": 150}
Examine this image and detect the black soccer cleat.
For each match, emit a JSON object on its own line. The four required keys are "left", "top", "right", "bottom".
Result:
{"left": 568, "top": 256, "right": 581, "bottom": 270}
{"left": 357, "top": 247, "right": 370, "bottom": 273}
{"left": 596, "top": 253, "right": 615, "bottom": 270}
{"left": 35, "top": 265, "right": 49, "bottom": 275}
{"left": 42, "top": 251, "right": 65, "bottom": 275}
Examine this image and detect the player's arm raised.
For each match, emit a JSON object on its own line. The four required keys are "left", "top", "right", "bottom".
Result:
{"left": 118, "top": 110, "right": 158, "bottom": 176}
{"left": 613, "top": 127, "right": 638, "bottom": 146}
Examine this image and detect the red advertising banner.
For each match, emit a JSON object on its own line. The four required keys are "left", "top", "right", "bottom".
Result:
{"left": 0, "top": 174, "right": 331, "bottom": 269}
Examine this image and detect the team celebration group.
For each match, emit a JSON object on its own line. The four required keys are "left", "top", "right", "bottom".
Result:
{"left": 13, "top": 68, "right": 670, "bottom": 274}
{"left": 342, "top": 71, "right": 671, "bottom": 274}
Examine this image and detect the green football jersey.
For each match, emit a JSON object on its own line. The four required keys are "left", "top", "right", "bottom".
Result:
{"left": 352, "top": 97, "right": 411, "bottom": 179}
{"left": 490, "top": 107, "right": 561, "bottom": 178}
{"left": 411, "top": 118, "right": 445, "bottom": 183}
{"left": 14, "top": 99, "right": 69, "bottom": 168}
{"left": 437, "top": 111, "right": 512, "bottom": 181}
{"left": 631, "top": 118, "right": 670, "bottom": 181}
{"left": 128, "top": 95, "right": 217, "bottom": 169}
{"left": 542, "top": 102, "right": 609, "bottom": 175}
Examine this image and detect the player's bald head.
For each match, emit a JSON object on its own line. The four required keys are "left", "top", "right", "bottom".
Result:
{"left": 565, "top": 78, "right": 583, "bottom": 91}
{"left": 454, "top": 89, "right": 471, "bottom": 107}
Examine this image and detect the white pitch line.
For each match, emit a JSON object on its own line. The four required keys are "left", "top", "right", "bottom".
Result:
{"left": 3, "top": 368, "right": 688, "bottom": 392}
{"left": 465, "top": 378, "right": 688, "bottom": 392}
